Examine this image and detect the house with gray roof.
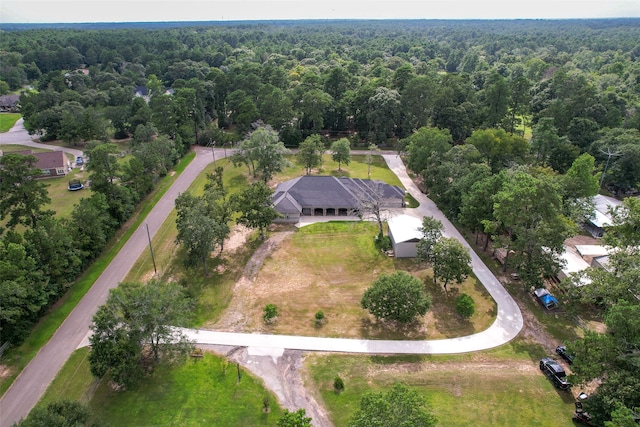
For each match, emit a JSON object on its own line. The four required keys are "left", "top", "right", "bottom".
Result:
{"left": 272, "top": 176, "right": 405, "bottom": 223}
{"left": 0, "top": 94, "right": 20, "bottom": 112}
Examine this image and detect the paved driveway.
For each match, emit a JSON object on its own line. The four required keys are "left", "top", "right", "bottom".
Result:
{"left": 0, "top": 118, "right": 84, "bottom": 159}
{"left": 0, "top": 148, "right": 522, "bottom": 426}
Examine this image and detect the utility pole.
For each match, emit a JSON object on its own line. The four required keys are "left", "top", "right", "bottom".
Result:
{"left": 598, "top": 147, "right": 622, "bottom": 193}
{"left": 210, "top": 138, "right": 217, "bottom": 167}
{"left": 145, "top": 222, "right": 157, "bottom": 275}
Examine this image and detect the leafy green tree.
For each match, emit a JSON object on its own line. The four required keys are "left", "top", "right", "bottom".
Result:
{"left": 16, "top": 400, "right": 97, "bottom": 427}
{"left": 361, "top": 271, "right": 431, "bottom": 323}
{"left": 531, "top": 117, "right": 560, "bottom": 167}
{"left": 277, "top": 409, "right": 312, "bottom": 427}
{"left": 258, "top": 85, "right": 294, "bottom": 130}
{"left": 422, "top": 144, "right": 489, "bottom": 216}
{"left": 0, "top": 153, "right": 53, "bottom": 229}
{"left": 506, "top": 75, "right": 531, "bottom": 135}
{"left": 400, "top": 75, "right": 436, "bottom": 136}
{"left": 89, "top": 280, "right": 194, "bottom": 387}
{"left": 415, "top": 216, "right": 444, "bottom": 265}
{"left": 481, "top": 71, "right": 510, "bottom": 128}
{"left": 231, "top": 182, "right": 279, "bottom": 240}
{"left": 431, "top": 73, "right": 477, "bottom": 143}
{"left": 559, "top": 153, "right": 601, "bottom": 219}
{"left": 566, "top": 301, "right": 640, "bottom": 426}
{"left": 0, "top": 238, "right": 49, "bottom": 344}
{"left": 85, "top": 142, "right": 121, "bottom": 197}
{"left": 432, "top": 237, "right": 472, "bottom": 292}
{"left": 455, "top": 293, "right": 475, "bottom": 318}
{"left": 367, "top": 87, "right": 401, "bottom": 143}
{"left": 300, "top": 88, "right": 332, "bottom": 132}
{"left": 492, "top": 170, "right": 573, "bottom": 285}
{"left": 548, "top": 138, "right": 580, "bottom": 174}
{"left": 132, "top": 134, "right": 179, "bottom": 178}
{"left": 296, "top": 134, "right": 325, "bottom": 175}
{"left": 350, "top": 383, "right": 437, "bottom": 427}
{"left": 403, "top": 127, "right": 453, "bottom": 176}
{"left": 175, "top": 192, "right": 229, "bottom": 276}
{"left": 330, "top": 138, "right": 351, "bottom": 171}
{"left": 68, "top": 193, "right": 117, "bottom": 262}
{"left": 466, "top": 128, "right": 529, "bottom": 173}
{"left": 605, "top": 404, "right": 640, "bottom": 427}
{"left": 232, "top": 126, "right": 289, "bottom": 182}
{"left": 459, "top": 173, "right": 504, "bottom": 250}
{"left": 23, "top": 216, "right": 83, "bottom": 291}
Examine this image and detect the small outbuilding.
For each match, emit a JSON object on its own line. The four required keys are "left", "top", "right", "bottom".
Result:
{"left": 387, "top": 214, "right": 424, "bottom": 258}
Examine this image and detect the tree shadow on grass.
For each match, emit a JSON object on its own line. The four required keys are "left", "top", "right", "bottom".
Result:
{"left": 359, "top": 317, "right": 428, "bottom": 340}
{"left": 427, "top": 281, "right": 476, "bottom": 338}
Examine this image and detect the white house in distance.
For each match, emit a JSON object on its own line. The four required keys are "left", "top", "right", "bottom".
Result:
{"left": 387, "top": 214, "right": 424, "bottom": 258}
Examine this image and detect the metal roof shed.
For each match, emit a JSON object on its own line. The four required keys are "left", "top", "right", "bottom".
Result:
{"left": 387, "top": 214, "right": 424, "bottom": 258}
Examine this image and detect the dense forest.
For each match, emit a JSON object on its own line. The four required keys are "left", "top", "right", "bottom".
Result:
{"left": 1, "top": 19, "right": 640, "bottom": 426}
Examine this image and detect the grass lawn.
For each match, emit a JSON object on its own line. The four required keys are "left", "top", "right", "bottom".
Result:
{"left": 37, "top": 349, "right": 284, "bottom": 426}
{"left": 304, "top": 340, "right": 576, "bottom": 427}
{"left": 0, "top": 144, "right": 90, "bottom": 218}
{"left": 0, "top": 113, "right": 21, "bottom": 132}
{"left": 124, "top": 158, "right": 258, "bottom": 327}
{"left": 273, "top": 154, "right": 403, "bottom": 188}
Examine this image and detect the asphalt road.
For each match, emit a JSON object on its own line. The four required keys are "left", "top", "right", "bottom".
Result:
{"left": 0, "top": 128, "right": 523, "bottom": 425}
{"left": 0, "top": 119, "right": 218, "bottom": 426}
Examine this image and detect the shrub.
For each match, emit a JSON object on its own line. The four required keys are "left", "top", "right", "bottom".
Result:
{"left": 314, "top": 310, "right": 325, "bottom": 326}
{"left": 263, "top": 304, "right": 278, "bottom": 324}
{"left": 334, "top": 375, "right": 345, "bottom": 393}
{"left": 455, "top": 293, "right": 475, "bottom": 318}
{"left": 375, "top": 232, "right": 392, "bottom": 252}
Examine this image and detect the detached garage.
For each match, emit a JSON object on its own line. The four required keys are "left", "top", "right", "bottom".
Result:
{"left": 388, "top": 215, "right": 424, "bottom": 258}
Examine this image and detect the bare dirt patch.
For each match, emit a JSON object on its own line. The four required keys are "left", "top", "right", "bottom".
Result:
{"left": 0, "top": 365, "right": 13, "bottom": 379}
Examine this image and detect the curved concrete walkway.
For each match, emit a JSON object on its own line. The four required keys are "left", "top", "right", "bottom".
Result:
{"left": 0, "top": 144, "right": 522, "bottom": 426}
{"left": 182, "top": 154, "right": 523, "bottom": 354}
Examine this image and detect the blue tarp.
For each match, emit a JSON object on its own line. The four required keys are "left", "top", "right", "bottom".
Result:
{"left": 540, "top": 293, "right": 559, "bottom": 309}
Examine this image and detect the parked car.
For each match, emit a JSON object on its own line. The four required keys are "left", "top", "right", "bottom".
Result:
{"left": 540, "top": 357, "right": 571, "bottom": 390}
{"left": 534, "top": 288, "right": 559, "bottom": 309}
{"left": 76, "top": 156, "right": 84, "bottom": 166}
{"left": 556, "top": 345, "right": 574, "bottom": 364}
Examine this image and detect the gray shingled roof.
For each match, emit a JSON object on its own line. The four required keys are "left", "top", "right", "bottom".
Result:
{"left": 272, "top": 176, "right": 404, "bottom": 214}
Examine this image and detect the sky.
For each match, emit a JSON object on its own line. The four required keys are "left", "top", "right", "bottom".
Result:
{"left": 1, "top": 0, "right": 640, "bottom": 23}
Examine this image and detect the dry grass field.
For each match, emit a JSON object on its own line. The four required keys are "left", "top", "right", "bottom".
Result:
{"left": 212, "top": 221, "right": 496, "bottom": 340}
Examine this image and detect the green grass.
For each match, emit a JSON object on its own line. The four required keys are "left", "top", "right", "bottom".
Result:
{"left": 37, "top": 348, "right": 98, "bottom": 407}
{"left": 0, "top": 144, "right": 89, "bottom": 218}
{"left": 305, "top": 341, "right": 575, "bottom": 427}
{"left": 37, "top": 349, "right": 284, "bottom": 426}
{"left": 0, "top": 152, "right": 196, "bottom": 397}
{"left": 275, "top": 154, "right": 404, "bottom": 188}
{"left": 0, "top": 143, "right": 50, "bottom": 154}
{"left": 123, "top": 158, "right": 256, "bottom": 326}
{"left": 405, "top": 192, "right": 420, "bottom": 208}
{"left": 0, "top": 113, "right": 21, "bottom": 132}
